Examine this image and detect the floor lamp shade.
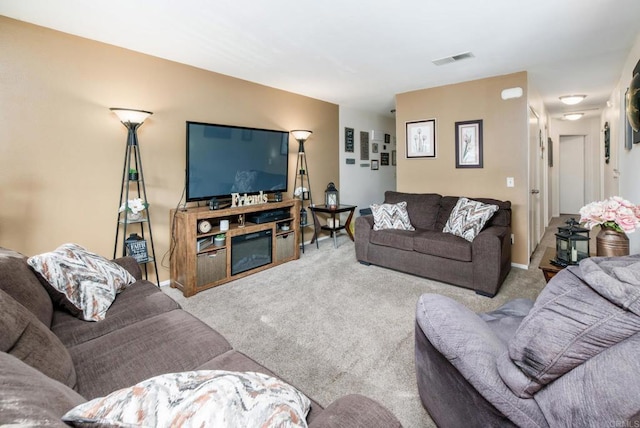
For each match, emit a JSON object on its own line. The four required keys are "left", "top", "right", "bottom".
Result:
{"left": 110, "top": 108, "right": 153, "bottom": 125}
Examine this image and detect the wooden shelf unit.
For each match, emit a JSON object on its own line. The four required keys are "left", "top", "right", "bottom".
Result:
{"left": 170, "top": 199, "right": 301, "bottom": 297}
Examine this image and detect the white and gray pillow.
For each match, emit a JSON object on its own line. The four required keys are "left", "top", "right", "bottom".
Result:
{"left": 371, "top": 201, "right": 415, "bottom": 231}
{"left": 443, "top": 197, "right": 498, "bottom": 241}
{"left": 63, "top": 370, "right": 311, "bottom": 428}
{"left": 27, "top": 243, "right": 135, "bottom": 322}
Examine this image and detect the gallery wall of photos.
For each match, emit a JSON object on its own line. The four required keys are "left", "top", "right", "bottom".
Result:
{"left": 344, "top": 127, "right": 395, "bottom": 171}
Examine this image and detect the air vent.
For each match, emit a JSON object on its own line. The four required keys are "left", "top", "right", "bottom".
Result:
{"left": 432, "top": 51, "right": 475, "bottom": 66}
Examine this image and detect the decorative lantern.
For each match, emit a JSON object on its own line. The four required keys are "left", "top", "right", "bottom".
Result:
{"left": 325, "top": 182, "right": 339, "bottom": 209}
{"left": 300, "top": 207, "right": 308, "bottom": 226}
{"left": 555, "top": 218, "right": 590, "bottom": 266}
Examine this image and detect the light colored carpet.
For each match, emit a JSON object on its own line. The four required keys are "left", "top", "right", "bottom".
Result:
{"left": 163, "top": 217, "right": 577, "bottom": 427}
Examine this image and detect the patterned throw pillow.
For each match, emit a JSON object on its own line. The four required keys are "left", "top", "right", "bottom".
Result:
{"left": 62, "top": 370, "right": 311, "bottom": 428}
{"left": 371, "top": 201, "right": 415, "bottom": 231}
{"left": 443, "top": 197, "right": 499, "bottom": 242}
{"left": 27, "top": 243, "right": 135, "bottom": 322}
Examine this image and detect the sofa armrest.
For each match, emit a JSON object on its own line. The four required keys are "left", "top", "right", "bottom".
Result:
{"left": 472, "top": 226, "right": 511, "bottom": 296}
{"left": 113, "top": 256, "right": 143, "bottom": 281}
{"left": 415, "top": 294, "right": 545, "bottom": 428}
{"left": 354, "top": 215, "right": 375, "bottom": 262}
{"left": 308, "top": 394, "right": 401, "bottom": 428}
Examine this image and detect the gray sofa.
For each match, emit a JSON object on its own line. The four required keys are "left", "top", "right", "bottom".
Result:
{"left": 415, "top": 254, "right": 640, "bottom": 427}
{"left": 355, "top": 191, "right": 512, "bottom": 296}
{"left": 0, "top": 247, "right": 401, "bottom": 427}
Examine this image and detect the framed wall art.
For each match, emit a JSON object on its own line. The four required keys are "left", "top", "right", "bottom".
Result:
{"left": 380, "top": 152, "right": 389, "bottom": 166}
{"left": 406, "top": 119, "right": 436, "bottom": 158}
{"left": 360, "top": 131, "right": 369, "bottom": 160}
{"left": 345, "top": 127, "right": 355, "bottom": 152}
{"left": 371, "top": 160, "right": 379, "bottom": 170}
{"left": 455, "top": 119, "right": 483, "bottom": 168}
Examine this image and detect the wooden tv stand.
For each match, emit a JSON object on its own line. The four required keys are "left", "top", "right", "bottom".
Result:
{"left": 170, "top": 199, "right": 301, "bottom": 297}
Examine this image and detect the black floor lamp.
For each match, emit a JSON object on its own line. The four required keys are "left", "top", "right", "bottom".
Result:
{"left": 111, "top": 107, "right": 159, "bottom": 285}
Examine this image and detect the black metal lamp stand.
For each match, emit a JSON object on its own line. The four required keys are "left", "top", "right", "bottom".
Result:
{"left": 111, "top": 108, "right": 159, "bottom": 285}
{"left": 291, "top": 130, "right": 313, "bottom": 253}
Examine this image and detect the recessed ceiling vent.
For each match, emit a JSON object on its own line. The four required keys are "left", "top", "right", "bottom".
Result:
{"left": 432, "top": 51, "right": 475, "bottom": 66}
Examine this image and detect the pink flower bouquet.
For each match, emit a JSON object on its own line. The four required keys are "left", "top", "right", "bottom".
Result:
{"left": 579, "top": 196, "right": 640, "bottom": 234}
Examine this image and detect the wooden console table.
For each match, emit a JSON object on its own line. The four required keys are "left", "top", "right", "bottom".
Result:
{"left": 309, "top": 204, "right": 357, "bottom": 248}
{"left": 170, "top": 199, "right": 300, "bottom": 296}
{"left": 538, "top": 247, "right": 562, "bottom": 283}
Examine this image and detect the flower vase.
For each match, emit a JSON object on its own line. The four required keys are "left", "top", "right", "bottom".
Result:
{"left": 127, "top": 211, "right": 143, "bottom": 222}
{"left": 596, "top": 225, "right": 629, "bottom": 257}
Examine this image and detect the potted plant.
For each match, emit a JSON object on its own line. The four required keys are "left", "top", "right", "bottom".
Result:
{"left": 128, "top": 168, "right": 139, "bottom": 181}
{"left": 214, "top": 233, "right": 226, "bottom": 246}
{"left": 119, "top": 198, "right": 148, "bottom": 222}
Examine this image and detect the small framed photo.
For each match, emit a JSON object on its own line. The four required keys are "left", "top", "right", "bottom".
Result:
{"left": 455, "top": 119, "right": 483, "bottom": 168}
{"left": 371, "top": 160, "right": 379, "bottom": 170}
{"left": 392, "top": 150, "right": 397, "bottom": 165}
{"left": 380, "top": 152, "right": 389, "bottom": 166}
{"left": 406, "top": 119, "right": 436, "bottom": 158}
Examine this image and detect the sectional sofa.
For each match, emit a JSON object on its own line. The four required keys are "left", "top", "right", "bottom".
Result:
{"left": 0, "top": 245, "right": 401, "bottom": 427}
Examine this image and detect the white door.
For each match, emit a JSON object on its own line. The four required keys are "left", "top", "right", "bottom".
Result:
{"left": 559, "top": 135, "right": 585, "bottom": 214}
{"left": 528, "top": 107, "right": 542, "bottom": 257}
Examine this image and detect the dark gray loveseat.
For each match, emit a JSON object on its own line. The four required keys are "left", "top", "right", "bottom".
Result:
{"left": 355, "top": 191, "right": 512, "bottom": 296}
{"left": 0, "top": 246, "right": 401, "bottom": 427}
{"left": 415, "top": 254, "right": 640, "bottom": 427}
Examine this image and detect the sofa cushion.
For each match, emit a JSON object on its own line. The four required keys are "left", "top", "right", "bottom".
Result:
{"left": 51, "top": 280, "right": 180, "bottom": 347}
{"left": 443, "top": 197, "right": 499, "bottom": 242}
{"left": 370, "top": 229, "right": 415, "bottom": 251}
{"left": 412, "top": 230, "right": 472, "bottom": 261}
{"left": 0, "top": 247, "right": 53, "bottom": 327}
{"left": 499, "top": 255, "right": 640, "bottom": 398}
{"left": 0, "top": 288, "right": 77, "bottom": 388}
{"left": 371, "top": 201, "right": 415, "bottom": 231}
{"left": 0, "top": 352, "right": 86, "bottom": 427}
{"left": 63, "top": 370, "right": 311, "bottom": 428}
{"left": 27, "top": 243, "right": 136, "bottom": 321}
{"left": 384, "top": 191, "right": 442, "bottom": 230}
{"left": 70, "top": 309, "right": 233, "bottom": 399}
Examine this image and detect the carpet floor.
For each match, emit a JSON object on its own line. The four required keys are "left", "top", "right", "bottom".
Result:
{"left": 163, "top": 216, "right": 578, "bottom": 427}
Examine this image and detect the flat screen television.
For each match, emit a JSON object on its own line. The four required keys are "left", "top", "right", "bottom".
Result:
{"left": 186, "top": 121, "right": 289, "bottom": 202}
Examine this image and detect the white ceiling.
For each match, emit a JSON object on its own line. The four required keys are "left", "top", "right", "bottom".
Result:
{"left": 2, "top": 0, "right": 639, "bottom": 118}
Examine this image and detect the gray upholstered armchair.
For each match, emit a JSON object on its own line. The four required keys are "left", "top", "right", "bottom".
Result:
{"left": 415, "top": 254, "right": 640, "bottom": 427}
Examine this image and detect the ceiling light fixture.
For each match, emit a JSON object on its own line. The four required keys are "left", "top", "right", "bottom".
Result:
{"left": 559, "top": 95, "right": 587, "bottom": 105}
{"left": 564, "top": 113, "right": 584, "bottom": 121}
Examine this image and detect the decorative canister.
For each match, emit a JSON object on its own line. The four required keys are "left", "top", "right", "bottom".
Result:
{"left": 596, "top": 226, "right": 629, "bottom": 257}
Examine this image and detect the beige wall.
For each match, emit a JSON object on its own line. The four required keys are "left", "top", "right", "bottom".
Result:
{"left": 0, "top": 17, "right": 338, "bottom": 282}
{"left": 395, "top": 72, "right": 529, "bottom": 265}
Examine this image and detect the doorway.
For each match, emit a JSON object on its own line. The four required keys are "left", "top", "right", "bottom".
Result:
{"left": 559, "top": 135, "right": 585, "bottom": 214}
{"left": 528, "top": 107, "right": 543, "bottom": 258}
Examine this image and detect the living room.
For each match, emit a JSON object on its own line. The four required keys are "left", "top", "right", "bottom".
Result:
{"left": 2, "top": 1, "right": 640, "bottom": 427}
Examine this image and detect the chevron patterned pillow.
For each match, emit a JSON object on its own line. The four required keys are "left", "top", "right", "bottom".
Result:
{"left": 443, "top": 197, "right": 499, "bottom": 242}
{"left": 27, "top": 243, "right": 136, "bottom": 321}
{"left": 63, "top": 370, "right": 311, "bottom": 428}
{"left": 371, "top": 201, "right": 415, "bottom": 231}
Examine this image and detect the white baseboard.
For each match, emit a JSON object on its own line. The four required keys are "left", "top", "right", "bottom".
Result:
{"left": 159, "top": 279, "right": 171, "bottom": 287}
{"left": 511, "top": 262, "right": 528, "bottom": 270}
